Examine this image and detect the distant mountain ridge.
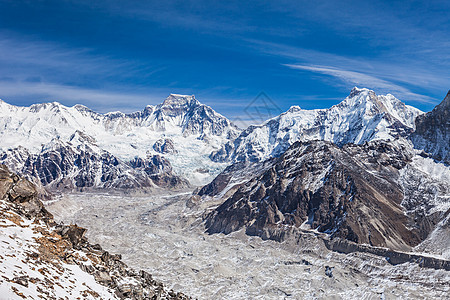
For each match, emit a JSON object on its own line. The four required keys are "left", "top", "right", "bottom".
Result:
{"left": 211, "top": 87, "right": 423, "bottom": 163}
{"left": 0, "top": 93, "right": 240, "bottom": 153}
{"left": 1, "top": 88, "right": 447, "bottom": 192}
{"left": 0, "top": 94, "right": 241, "bottom": 188}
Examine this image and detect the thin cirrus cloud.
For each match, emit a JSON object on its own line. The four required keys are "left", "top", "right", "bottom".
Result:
{"left": 244, "top": 38, "right": 446, "bottom": 105}
{"left": 284, "top": 64, "right": 436, "bottom": 104}
{"left": 0, "top": 80, "right": 163, "bottom": 113}
{"left": 0, "top": 33, "right": 169, "bottom": 110}
{"left": 250, "top": 38, "right": 448, "bottom": 87}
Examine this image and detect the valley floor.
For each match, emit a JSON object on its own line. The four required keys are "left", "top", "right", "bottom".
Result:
{"left": 46, "top": 191, "right": 450, "bottom": 299}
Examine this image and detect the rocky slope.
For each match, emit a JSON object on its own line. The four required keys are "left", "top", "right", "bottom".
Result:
{"left": 411, "top": 91, "right": 450, "bottom": 165}
{"left": 211, "top": 87, "right": 422, "bottom": 163}
{"left": 0, "top": 164, "right": 189, "bottom": 299}
{"left": 203, "top": 140, "right": 449, "bottom": 252}
{"left": 0, "top": 94, "right": 241, "bottom": 186}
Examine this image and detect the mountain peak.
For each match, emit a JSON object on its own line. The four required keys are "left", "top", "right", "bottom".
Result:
{"left": 341, "top": 87, "right": 378, "bottom": 108}
{"left": 162, "top": 94, "right": 198, "bottom": 107}
{"left": 348, "top": 86, "right": 371, "bottom": 98}
{"left": 439, "top": 90, "right": 450, "bottom": 109}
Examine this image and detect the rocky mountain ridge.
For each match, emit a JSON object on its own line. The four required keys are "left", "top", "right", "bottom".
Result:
{"left": 0, "top": 164, "right": 189, "bottom": 299}
{"left": 411, "top": 90, "right": 450, "bottom": 165}
{"left": 201, "top": 137, "right": 449, "bottom": 256}
{"left": 205, "top": 140, "right": 418, "bottom": 249}
{"left": 0, "top": 134, "right": 189, "bottom": 192}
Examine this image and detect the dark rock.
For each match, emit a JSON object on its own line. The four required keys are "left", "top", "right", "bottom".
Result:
{"left": 411, "top": 91, "right": 450, "bottom": 165}
{"left": 58, "top": 225, "right": 87, "bottom": 247}
{"left": 324, "top": 238, "right": 450, "bottom": 271}
{"left": 325, "top": 266, "right": 333, "bottom": 278}
{"left": 11, "top": 276, "right": 29, "bottom": 287}
{"left": 153, "top": 138, "right": 177, "bottom": 154}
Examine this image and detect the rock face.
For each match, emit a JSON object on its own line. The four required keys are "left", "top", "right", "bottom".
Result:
{"left": 0, "top": 136, "right": 188, "bottom": 191}
{"left": 154, "top": 94, "right": 240, "bottom": 139}
{"left": 0, "top": 164, "right": 189, "bottom": 299}
{"left": 211, "top": 87, "right": 422, "bottom": 163}
{"left": 153, "top": 138, "right": 177, "bottom": 154}
{"left": 411, "top": 91, "right": 450, "bottom": 165}
{"left": 204, "top": 140, "right": 445, "bottom": 251}
{"left": 130, "top": 155, "right": 188, "bottom": 188}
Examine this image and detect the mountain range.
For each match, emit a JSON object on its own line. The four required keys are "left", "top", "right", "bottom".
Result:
{"left": 3, "top": 87, "right": 446, "bottom": 192}
{"left": 211, "top": 87, "right": 422, "bottom": 163}
{"left": 0, "top": 94, "right": 240, "bottom": 189}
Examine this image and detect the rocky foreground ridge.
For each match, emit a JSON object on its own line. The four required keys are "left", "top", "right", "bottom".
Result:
{"left": 0, "top": 164, "right": 189, "bottom": 299}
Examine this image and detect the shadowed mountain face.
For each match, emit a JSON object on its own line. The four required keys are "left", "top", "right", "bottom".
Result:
{"left": 412, "top": 91, "right": 450, "bottom": 165}
{"left": 205, "top": 140, "right": 427, "bottom": 250}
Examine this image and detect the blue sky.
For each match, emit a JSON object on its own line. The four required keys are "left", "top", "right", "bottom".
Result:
{"left": 0, "top": 0, "right": 449, "bottom": 122}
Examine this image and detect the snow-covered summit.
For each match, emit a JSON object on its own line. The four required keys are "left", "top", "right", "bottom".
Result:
{"left": 161, "top": 93, "right": 199, "bottom": 107}
{"left": 211, "top": 88, "right": 423, "bottom": 163}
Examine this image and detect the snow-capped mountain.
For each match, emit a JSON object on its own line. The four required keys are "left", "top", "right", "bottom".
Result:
{"left": 0, "top": 137, "right": 188, "bottom": 191}
{"left": 211, "top": 87, "right": 423, "bottom": 163}
{"left": 200, "top": 91, "right": 450, "bottom": 259}
{"left": 0, "top": 94, "right": 241, "bottom": 187}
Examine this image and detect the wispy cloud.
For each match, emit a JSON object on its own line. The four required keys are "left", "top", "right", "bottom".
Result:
{"left": 0, "top": 34, "right": 129, "bottom": 76}
{"left": 244, "top": 38, "right": 447, "bottom": 105}
{"left": 0, "top": 31, "right": 167, "bottom": 87}
{"left": 284, "top": 64, "right": 436, "bottom": 104}
{"left": 0, "top": 80, "right": 165, "bottom": 113}
{"left": 0, "top": 32, "right": 171, "bottom": 111}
